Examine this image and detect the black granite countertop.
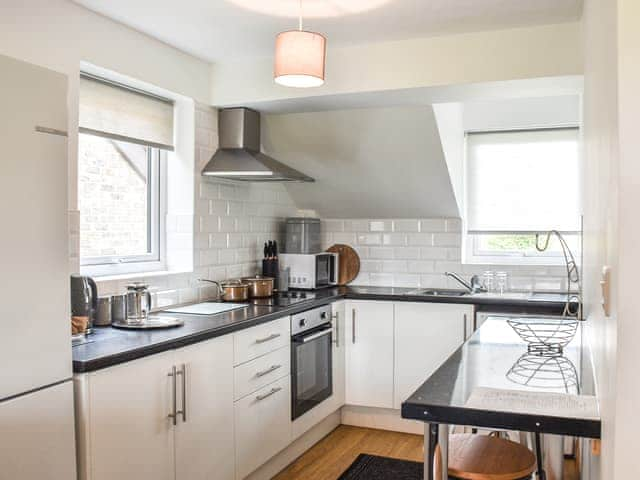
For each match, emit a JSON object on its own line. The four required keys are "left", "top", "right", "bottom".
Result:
{"left": 401, "top": 317, "right": 601, "bottom": 438}
{"left": 72, "top": 286, "right": 571, "bottom": 373}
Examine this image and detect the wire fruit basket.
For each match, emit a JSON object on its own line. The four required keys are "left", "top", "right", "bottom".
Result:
{"left": 506, "top": 352, "right": 579, "bottom": 393}
{"left": 507, "top": 317, "right": 579, "bottom": 354}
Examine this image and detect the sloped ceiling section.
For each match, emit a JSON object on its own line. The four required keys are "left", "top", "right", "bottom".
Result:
{"left": 261, "top": 106, "right": 459, "bottom": 218}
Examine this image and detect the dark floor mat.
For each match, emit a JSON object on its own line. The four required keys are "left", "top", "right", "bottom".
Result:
{"left": 337, "top": 454, "right": 423, "bottom": 480}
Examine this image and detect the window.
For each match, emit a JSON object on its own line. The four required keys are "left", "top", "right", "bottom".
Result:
{"left": 78, "top": 73, "right": 174, "bottom": 276}
{"left": 464, "top": 128, "right": 581, "bottom": 265}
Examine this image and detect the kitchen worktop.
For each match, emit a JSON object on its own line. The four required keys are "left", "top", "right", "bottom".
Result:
{"left": 72, "top": 286, "right": 571, "bottom": 373}
{"left": 401, "top": 317, "right": 600, "bottom": 438}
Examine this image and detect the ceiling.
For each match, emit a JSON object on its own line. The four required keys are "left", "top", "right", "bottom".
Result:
{"left": 73, "top": 0, "right": 583, "bottom": 62}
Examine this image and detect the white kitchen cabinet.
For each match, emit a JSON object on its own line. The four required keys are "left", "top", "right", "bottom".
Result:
{"left": 175, "top": 336, "right": 235, "bottom": 480}
{"left": 75, "top": 336, "right": 235, "bottom": 480}
{"left": 345, "top": 301, "right": 395, "bottom": 408}
{"left": 393, "top": 302, "right": 472, "bottom": 409}
{"left": 78, "top": 351, "right": 176, "bottom": 480}
{"left": 234, "top": 376, "right": 291, "bottom": 480}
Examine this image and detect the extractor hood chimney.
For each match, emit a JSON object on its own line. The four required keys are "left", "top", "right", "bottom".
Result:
{"left": 202, "top": 107, "right": 314, "bottom": 182}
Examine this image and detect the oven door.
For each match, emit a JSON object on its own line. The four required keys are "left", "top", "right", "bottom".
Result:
{"left": 291, "top": 324, "right": 333, "bottom": 420}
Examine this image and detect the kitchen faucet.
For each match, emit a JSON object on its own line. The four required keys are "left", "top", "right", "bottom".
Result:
{"left": 444, "top": 272, "right": 487, "bottom": 294}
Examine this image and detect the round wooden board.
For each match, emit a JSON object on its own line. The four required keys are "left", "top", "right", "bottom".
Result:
{"left": 327, "top": 244, "right": 360, "bottom": 285}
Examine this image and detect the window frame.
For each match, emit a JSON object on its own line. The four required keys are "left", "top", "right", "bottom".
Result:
{"left": 462, "top": 126, "right": 581, "bottom": 266}
{"left": 79, "top": 136, "right": 167, "bottom": 277}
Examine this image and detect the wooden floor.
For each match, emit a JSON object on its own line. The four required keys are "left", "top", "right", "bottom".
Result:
{"left": 273, "top": 425, "right": 579, "bottom": 480}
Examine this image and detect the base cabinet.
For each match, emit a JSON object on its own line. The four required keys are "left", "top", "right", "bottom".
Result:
{"left": 234, "top": 376, "right": 291, "bottom": 480}
{"left": 345, "top": 301, "right": 395, "bottom": 408}
{"left": 75, "top": 336, "right": 235, "bottom": 480}
{"left": 175, "top": 338, "right": 235, "bottom": 480}
{"left": 393, "top": 302, "right": 472, "bottom": 409}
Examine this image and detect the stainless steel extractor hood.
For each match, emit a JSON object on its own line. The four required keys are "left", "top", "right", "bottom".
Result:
{"left": 202, "top": 107, "right": 314, "bottom": 182}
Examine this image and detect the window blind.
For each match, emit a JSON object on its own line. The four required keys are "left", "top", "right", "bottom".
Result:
{"left": 79, "top": 73, "right": 174, "bottom": 151}
{"left": 465, "top": 128, "right": 580, "bottom": 234}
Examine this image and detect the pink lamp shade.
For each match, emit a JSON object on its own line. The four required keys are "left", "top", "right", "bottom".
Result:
{"left": 274, "top": 30, "right": 326, "bottom": 88}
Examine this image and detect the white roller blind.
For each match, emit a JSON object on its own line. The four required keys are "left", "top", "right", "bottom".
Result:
{"left": 79, "top": 74, "right": 174, "bottom": 150}
{"left": 466, "top": 128, "right": 580, "bottom": 233}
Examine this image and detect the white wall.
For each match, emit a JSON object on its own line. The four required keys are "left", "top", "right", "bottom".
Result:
{"left": 0, "top": 0, "right": 212, "bottom": 210}
{"left": 211, "top": 22, "right": 582, "bottom": 106}
{"left": 581, "top": 0, "right": 619, "bottom": 478}
{"left": 610, "top": 0, "right": 640, "bottom": 476}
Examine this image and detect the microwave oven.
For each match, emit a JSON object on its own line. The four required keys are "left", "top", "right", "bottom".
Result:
{"left": 279, "top": 253, "right": 339, "bottom": 290}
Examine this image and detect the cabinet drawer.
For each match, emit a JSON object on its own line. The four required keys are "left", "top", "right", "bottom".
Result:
{"left": 234, "top": 316, "right": 289, "bottom": 366}
{"left": 234, "top": 345, "right": 290, "bottom": 401}
{"left": 234, "top": 376, "right": 291, "bottom": 479}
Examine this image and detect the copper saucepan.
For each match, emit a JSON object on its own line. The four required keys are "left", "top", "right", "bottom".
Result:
{"left": 241, "top": 275, "right": 275, "bottom": 298}
{"left": 199, "top": 279, "right": 249, "bottom": 302}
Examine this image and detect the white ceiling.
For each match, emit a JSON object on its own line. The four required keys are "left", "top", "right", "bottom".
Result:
{"left": 73, "top": 0, "right": 582, "bottom": 62}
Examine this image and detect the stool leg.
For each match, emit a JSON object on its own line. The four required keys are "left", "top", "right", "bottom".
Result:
{"left": 534, "top": 432, "right": 546, "bottom": 480}
{"left": 438, "top": 424, "right": 450, "bottom": 480}
{"left": 425, "top": 423, "right": 439, "bottom": 480}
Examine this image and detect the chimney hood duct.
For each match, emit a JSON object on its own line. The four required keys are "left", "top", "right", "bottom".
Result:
{"left": 202, "top": 107, "right": 314, "bottom": 182}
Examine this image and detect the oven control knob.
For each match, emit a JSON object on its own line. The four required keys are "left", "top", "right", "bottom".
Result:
{"left": 320, "top": 311, "right": 327, "bottom": 320}
{"left": 299, "top": 318, "right": 307, "bottom": 328}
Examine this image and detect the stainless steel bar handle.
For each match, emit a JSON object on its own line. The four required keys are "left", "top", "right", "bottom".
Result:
{"left": 301, "top": 327, "right": 332, "bottom": 343}
{"left": 256, "top": 387, "right": 282, "bottom": 401}
{"left": 255, "top": 333, "right": 281, "bottom": 344}
{"left": 352, "top": 308, "right": 356, "bottom": 344}
{"left": 177, "top": 364, "right": 187, "bottom": 423}
{"left": 255, "top": 364, "right": 282, "bottom": 378}
{"left": 168, "top": 366, "right": 177, "bottom": 426}
{"left": 332, "top": 312, "right": 340, "bottom": 347}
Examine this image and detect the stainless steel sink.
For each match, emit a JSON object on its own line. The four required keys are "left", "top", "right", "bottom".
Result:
{"left": 404, "top": 288, "right": 469, "bottom": 297}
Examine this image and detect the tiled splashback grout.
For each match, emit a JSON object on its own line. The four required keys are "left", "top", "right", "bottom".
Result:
{"left": 321, "top": 218, "right": 568, "bottom": 291}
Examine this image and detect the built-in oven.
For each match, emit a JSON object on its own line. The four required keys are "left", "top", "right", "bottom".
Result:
{"left": 291, "top": 304, "right": 333, "bottom": 420}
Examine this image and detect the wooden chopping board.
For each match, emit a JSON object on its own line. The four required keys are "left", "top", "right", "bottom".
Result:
{"left": 327, "top": 244, "right": 360, "bottom": 285}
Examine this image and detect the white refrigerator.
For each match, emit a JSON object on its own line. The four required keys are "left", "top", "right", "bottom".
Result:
{"left": 0, "top": 54, "right": 77, "bottom": 479}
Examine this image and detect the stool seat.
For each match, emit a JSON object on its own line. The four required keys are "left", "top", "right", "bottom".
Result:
{"left": 442, "top": 434, "right": 537, "bottom": 480}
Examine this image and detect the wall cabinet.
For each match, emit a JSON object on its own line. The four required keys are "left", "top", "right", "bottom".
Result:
{"left": 393, "top": 302, "right": 472, "bottom": 409}
{"left": 75, "top": 336, "right": 235, "bottom": 480}
{"left": 345, "top": 301, "right": 395, "bottom": 408}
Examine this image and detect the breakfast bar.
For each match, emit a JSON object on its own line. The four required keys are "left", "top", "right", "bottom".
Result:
{"left": 401, "top": 317, "right": 601, "bottom": 480}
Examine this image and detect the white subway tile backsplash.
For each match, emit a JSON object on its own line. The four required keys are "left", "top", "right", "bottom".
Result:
{"left": 369, "top": 247, "right": 394, "bottom": 259}
{"left": 368, "top": 273, "right": 394, "bottom": 286}
{"left": 432, "top": 233, "right": 461, "bottom": 247}
{"left": 344, "top": 219, "right": 369, "bottom": 232}
{"left": 420, "top": 219, "right": 446, "bottom": 232}
{"left": 357, "top": 233, "right": 382, "bottom": 245}
{"left": 393, "top": 219, "right": 420, "bottom": 232}
{"left": 382, "top": 233, "right": 407, "bottom": 246}
{"left": 445, "top": 218, "right": 462, "bottom": 233}
{"left": 393, "top": 274, "right": 421, "bottom": 288}
{"left": 394, "top": 247, "right": 421, "bottom": 260}
{"left": 408, "top": 261, "right": 435, "bottom": 274}
{"left": 408, "top": 233, "right": 433, "bottom": 246}
{"left": 360, "top": 260, "right": 383, "bottom": 273}
{"left": 322, "top": 220, "right": 344, "bottom": 232}
{"left": 334, "top": 232, "right": 358, "bottom": 244}
{"left": 369, "top": 220, "right": 393, "bottom": 232}
{"left": 382, "top": 260, "right": 407, "bottom": 273}
{"left": 420, "top": 247, "right": 449, "bottom": 260}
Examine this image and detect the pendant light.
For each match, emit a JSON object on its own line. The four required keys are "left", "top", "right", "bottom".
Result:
{"left": 274, "top": 0, "right": 326, "bottom": 88}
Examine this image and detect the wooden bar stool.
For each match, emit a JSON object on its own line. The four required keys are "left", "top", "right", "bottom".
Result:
{"left": 435, "top": 434, "right": 537, "bottom": 480}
